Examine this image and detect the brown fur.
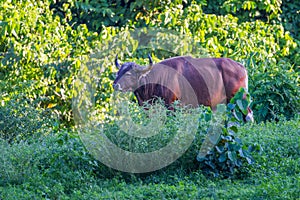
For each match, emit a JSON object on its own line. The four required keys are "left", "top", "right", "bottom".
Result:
{"left": 114, "top": 56, "right": 249, "bottom": 110}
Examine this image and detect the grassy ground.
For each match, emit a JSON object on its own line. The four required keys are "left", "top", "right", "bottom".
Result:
{"left": 0, "top": 119, "right": 299, "bottom": 199}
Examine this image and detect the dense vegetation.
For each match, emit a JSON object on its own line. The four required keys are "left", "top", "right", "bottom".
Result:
{"left": 1, "top": 0, "right": 299, "bottom": 124}
{"left": 0, "top": 0, "right": 299, "bottom": 199}
{"left": 0, "top": 104, "right": 299, "bottom": 198}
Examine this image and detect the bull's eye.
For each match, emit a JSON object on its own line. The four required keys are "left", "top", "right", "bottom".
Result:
{"left": 121, "top": 72, "right": 132, "bottom": 78}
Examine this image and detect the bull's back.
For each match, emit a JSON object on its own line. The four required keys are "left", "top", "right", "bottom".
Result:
{"left": 156, "top": 56, "right": 226, "bottom": 108}
{"left": 156, "top": 56, "right": 247, "bottom": 108}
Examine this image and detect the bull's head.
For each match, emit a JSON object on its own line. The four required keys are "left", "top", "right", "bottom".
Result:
{"left": 113, "top": 54, "right": 153, "bottom": 92}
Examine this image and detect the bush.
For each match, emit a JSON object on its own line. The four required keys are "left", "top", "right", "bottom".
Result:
{"left": 0, "top": 0, "right": 101, "bottom": 125}
{"left": 1, "top": 119, "right": 299, "bottom": 199}
{"left": 0, "top": 0, "right": 299, "bottom": 126}
{"left": 281, "top": 0, "right": 300, "bottom": 40}
{"left": 0, "top": 98, "right": 57, "bottom": 143}
{"left": 203, "top": 0, "right": 282, "bottom": 22}
{"left": 197, "top": 89, "right": 260, "bottom": 177}
{"left": 0, "top": 131, "right": 105, "bottom": 197}
{"left": 0, "top": 139, "right": 38, "bottom": 186}
{"left": 50, "top": 0, "right": 191, "bottom": 31}
{"left": 246, "top": 57, "right": 300, "bottom": 122}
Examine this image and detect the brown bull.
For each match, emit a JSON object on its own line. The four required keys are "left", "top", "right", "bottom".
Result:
{"left": 113, "top": 55, "right": 253, "bottom": 122}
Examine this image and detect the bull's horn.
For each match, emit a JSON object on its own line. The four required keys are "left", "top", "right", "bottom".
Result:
{"left": 115, "top": 54, "right": 121, "bottom": 69}
{"left": 148, "top": 53, "right": 153, "bottom": 66}
{"left": 133, "top": 54, "right": 153, "bottom": 72}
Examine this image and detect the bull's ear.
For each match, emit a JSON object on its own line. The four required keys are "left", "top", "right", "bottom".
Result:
{"left": 115, "top": 54, "right": 121, "bottom": 69}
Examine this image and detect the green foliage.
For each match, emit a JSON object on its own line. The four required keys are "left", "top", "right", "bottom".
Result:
{"left": 0, "top": 99, "right": 57, "bottom": 143}
{"left": 204, "top": 0, "right": 282, "bottom": 22}
{"left": 197, "top": 89, "right": 260, "bottom": 176}
{"left": 0, "top": 119, "right": 299, "bottom": 199}
{"left": 228, "top": 88, "right": 253, "bottom": 122}
{"left": 95, "top": 3, "right": 298, "bottom": 122}
{"left": 50, "top": 0, "right": 191, "bottom": 31}
{"left": 247, "top": 57, "right": 300, "bottom": 122}
{"left": 96, "top": 1, "right": 299, "bottom": 122}
{"left": 51, "top": 0, "right": 129, "bottom": 30}
{"left": 0, "top": 139, "right": 39, "bottom": 186}
{"left": 0, "top": 132, "right": 106, "bottom": 197}
{"left": 1, "top": 0, "right": 299, "bottom": 125}
{"left": 145, "top": 1, "right": 297, "bottom": 61}
{"left": 280, "top": 0, "right": 300, "bottom": 40}
{"left": 199, "top": 128, "right": 257, "bottom": 177}
{"left": 0, "top": 0, "right": 99, "bottom": 125}
{"left": 0, "top": 1, "right": 299, "bottom": 198}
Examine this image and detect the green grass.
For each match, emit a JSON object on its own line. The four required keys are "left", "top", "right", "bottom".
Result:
{"left": 0, "top": 119, "right": 299, "bottom": 199}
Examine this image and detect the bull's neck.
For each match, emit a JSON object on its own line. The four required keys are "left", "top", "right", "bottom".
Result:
{"left": 134, "top": 74, "right": 151, "bottom": 105}
{"left": 137, "top": 72, "right": 150, "bottom": 90}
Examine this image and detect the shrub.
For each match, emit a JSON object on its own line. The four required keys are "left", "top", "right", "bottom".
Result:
{"left": 0, "top": 98, "right": 57, "bottom": 143}
{"left": 50, "top": 0, "right": 191, "bottom": 31}
{"left": 203, "top": 0, "right": 282, "bottom": 22}
{"left": 0, "top": 0, "right": 99, "bottom": 125}
{"left": 0, "top": 130, "right": 104, "bottom": 194}
{"left": 197, "top": 89, "right": 260, "bottom": 177}
{"left": 0, "top": 139, "right": 38, "bottom": 186}
{"left": 1, "top": 0, "right": 299, "bottom": 126}
{"left": 281, "top": 0, "right": 300, "bottom": 40}
{"left": 246, "top": 57, "right": 300, "bottom": 122}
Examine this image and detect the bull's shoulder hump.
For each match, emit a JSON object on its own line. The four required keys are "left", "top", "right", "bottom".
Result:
{"left": 158, "top": 56, "right": 192, "bottom": 64}
{"left": 155, "top": 56, "right": 192, "bottom": 69}
{"left": 211, "top": 58, "right": 246, "bottom": 71}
